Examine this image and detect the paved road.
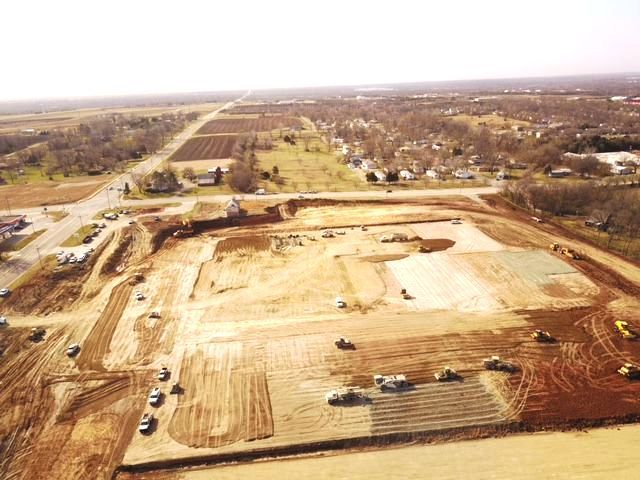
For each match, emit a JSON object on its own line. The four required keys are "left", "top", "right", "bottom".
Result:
{"left": 0, "top": 93, "right": 249, "bottom": 287}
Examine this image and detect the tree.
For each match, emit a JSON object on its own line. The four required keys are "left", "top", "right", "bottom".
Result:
{"left": 366, "top": 172, "right": 378, "bottom": 182}
{"left": 131, "top": 172, "right": 145, "bottom": 193}
{"left": 182, "top": 167, "right": 197, "bottom": 182}
{"left": 214, "top": 166, "right": 223, "bottom": 185}
{"left": 227, "top": 161, "right": 256, "bottom": 193}
{"left": 272, "top": 165, "right": 279, "bottom": 175}
{"left": 387, "top": 171, "right": 399, "bottom": 183}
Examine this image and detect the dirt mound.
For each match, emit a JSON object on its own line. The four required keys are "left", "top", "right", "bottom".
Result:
{"left": 419, "top": 238, "right": 456, "bottom": 252}
{"left": 214, "top": 236, "right": 272, "bottom": 258}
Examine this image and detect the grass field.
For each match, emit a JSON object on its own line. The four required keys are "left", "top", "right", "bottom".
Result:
{"left": 453, "top": 114, "right": 532, "bottom": 130}
{"left": 559, "top": 218, "right": 640, "bottom": 260}
{"left": 61, "top": 225, "right": 94, "bottom": 247}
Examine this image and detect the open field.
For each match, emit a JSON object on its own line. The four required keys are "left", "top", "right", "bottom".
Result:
{"left": 0, "top": 175, "right": 112, "bottom": 208}
{"left": 170, "top": 135, "right": 237, "bottom": 162}
{"left": 3, "top": 196, "right": 640, "bottom": 479}
{"left": 453, "top": 113, "right": 533, "bottom": 130}
{"left": 168, "top": 159, "right": 233, "bottom": 174}
{"left": 195, "top": 116, "right": 302, "bottom": 135}
{"left": 0, "top": 103, "right": 222, "bottom": 134}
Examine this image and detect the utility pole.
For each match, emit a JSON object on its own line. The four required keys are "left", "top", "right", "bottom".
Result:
{"left": 106, "top": 189, "right": 111, "bottom": 209}
{"left": 79, "top": 215, "right": 83, "bottom": 229}
{"left": 5, "top": 196, "right": 11, "bottom": 216}
{"left": 30, "top": 217, "right": 36, "bottom": 234}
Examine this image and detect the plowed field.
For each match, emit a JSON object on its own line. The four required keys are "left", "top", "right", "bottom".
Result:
{"left": 170, "top": 135, "right": 237, "bottom": 161}
{"left": 196, "top": 116, "right": 302, "bottom": 135}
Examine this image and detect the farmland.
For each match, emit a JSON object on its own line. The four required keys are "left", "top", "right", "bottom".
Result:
{"left": 3, "top": 195, "right": 640, "bottom": 479}
{"left": 195, "top": 116, "right": 303, "bottom": 135}
{"left": 170, "top": 135, "right": 237, "bottom": 162}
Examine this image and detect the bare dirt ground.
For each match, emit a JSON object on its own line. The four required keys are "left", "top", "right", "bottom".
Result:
{"left": 170, "top": 135, "right": 237, "bottom": 162}
{"left": 0, "top": 177, "right": 111, "bottom": 208}
{"left": 3, "top": 196, "right": 640, "bottom": 479}
{"left": 195, "top": 116, "right": 302, "bottom": 135}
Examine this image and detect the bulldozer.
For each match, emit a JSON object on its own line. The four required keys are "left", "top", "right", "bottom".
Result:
{"left": 400, "top": 288, "right": 411, "bottom": 300}
{"left": 173, "top": 219, "right": 194, "bottom": 238}
{"left": 483, "top": 355, "right": 516, "bottom": 372}
{"left": 614, "top": 320, "right": 637, "bottom": 340}
{"left": 129, "top": 272, "right": 144, "bottom": 286}
{"left": 28, "top": 327, "right": 46, "bottom": 342}
{"left": 531, "top": 329, "right": 554, "bottom": 342}
{"left": 617, "top": 363, "right": 640, "bottom": 380}
{"left": 325, "top": 387, "right": 366, "bottom": 405}
{"left": 373, "top": 374, "right": 409, "bottom": 391}
{"left": 434, "top": 366, "right": 459, "bottom": 381}
{"left": 334, "top": 337, "right": 355, "bottom": 349}
{"left": 561, "top": 247, "right": 581, "bottom": 260}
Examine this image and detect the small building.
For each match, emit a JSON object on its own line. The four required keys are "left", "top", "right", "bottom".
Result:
{"left": 374, "top": 171, "right": 387, "bottom": 182}
{"left": 341, "top": 145, "right": 351, "bottom": 155}
{"left": 197, "top": 173, "right": 217, "bottom": 186}
{"left": 224, "top": 199, "right": 241, "bottom": 218}
{"left": 399, "top": 169, "right": 415, "bottom": 180}
{"left": 548, "top": 168, "right": 572, "bottom": 178}
{"left": 611, "top": 165, "right": 634, "bottom": 175}
{"left": 361, "top": 160, "right": 377, "bottom": 170}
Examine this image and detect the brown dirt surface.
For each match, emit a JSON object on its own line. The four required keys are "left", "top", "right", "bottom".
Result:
{"left": 195, "top": 116, "right": 302, "bottom": 135}
{"left": 0, "top": 177, "right": 110, "bottom": 208}
{"left": 170, "top": 135, "right": 237, "bottom": 161}
{"left": 419, "top": 238, "right": 456, "bottom": 252}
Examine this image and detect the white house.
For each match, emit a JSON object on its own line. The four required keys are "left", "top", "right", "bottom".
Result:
{"left": 224, "top": 199, "right": 241, "bottom": 218}
{"left": 361, "top": 160, "right": 377, "bottom": 170}
{"left": 454, "top": 170, "right": 473, "bottom": 179}
{"left": 341, "top": 145, "right": 351, "bottom": 155}
{"left": 374, "top": 171, "right": 387, "bottom": 182}
{"left": 425, "top": 169, "right": 440, "bottom": 180}
{"left": 399, "top": 169, "right": 415, "bottom": 180}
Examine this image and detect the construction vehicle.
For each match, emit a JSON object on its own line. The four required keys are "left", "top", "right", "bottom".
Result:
{"left": 28, "top": 327, "right": 46, "bottom": 342}
{"left": 170, "top": 382, "right": 182, "bottom": 394}
{"left": 561, "top": 247, "right": 581, "bottom": 260}
{"left": 135, "top": 291, "right": 145, "bottom": 301}
{"left": 451, "top": 219, "right": 462, "bottom": 225}
{"left": 173, "top": 219, "right": 194, "bottom": 238}
{"left": 614, "top": 321, "right": 637, "bottom": 340}
{"left": 148, "top": 311, "right": 161, "bottom": 319}
{"left": 360, "top": 225, "right": 367, "bottom": 231}
{"left": 335, "top": 296, "right": 346, "bottom": 308}
{"left": 129, "top": 272, "right": 144, "bottom": 286}
{"left": 66, "top": 343, "right": 80, "bottom": 357}
{"left": 549, "top": 242, "right": 560, "bottom": 252}
{"left": 158, "top": 367, "right": 169, "bottom": 381}
{"left": 380, "top": 235, "right": 391, "bottom": 243}
{"left": 334, "top": 337, "right": 355, "bottom": 349}
{"left": 325, "top": 386, "right": 366, "bottom": 405}
{"left": 148, "top": 387, "right": 161, "bottom": 405}
{"left": 321, "top": 230, "right": 334, "bottom": 238}
{"left": 618, "top": 363, "right": 640, "bottom": 379}
{"left": 483, "top": 355, "right": 516, "bottom": 372}
{"left": 374, "top": 374, "right": 409, "bottom": 391}
{"left": 139, "top": 413, "right": 154, "bottom": 434}
{"left": 435, "top": 366, "right": 459, "bottom": 381}
{"left": 400, "top": 288, "right": 411, "bottom": 300}
{"left": 531, "top": 329, "right": 554, "bottom": 342}
{"left": 418, "top": 245, "right": 431, "bottom": 253}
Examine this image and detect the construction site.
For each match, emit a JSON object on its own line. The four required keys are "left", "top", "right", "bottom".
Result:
{"left": 2, "top": 194, "right": 640, "bottom": 479}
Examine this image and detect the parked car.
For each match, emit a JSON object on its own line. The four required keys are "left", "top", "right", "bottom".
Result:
{"left": 135, "top": 291, "right": 145, "bottom": 301}
{"left": 0, "top": 288, "right": 10, "bottom": 297}
{"left": 0, "top": 316, "right": 7, "bottom": 325}
{"left": 66, "top": 343, "right": 80, "bottom": 356}
{"left": 139, "top": 413, "right": 154, "bottom": 434}
{"left": 148, "top": 387, "right": 161, "bottom": 406}
{"left": 158, "top": 367, "right": 169, "bottom": 381}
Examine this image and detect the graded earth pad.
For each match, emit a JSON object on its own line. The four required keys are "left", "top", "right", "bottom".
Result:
{"left": 5, "top": 199, "right": 640, "bottom": 480}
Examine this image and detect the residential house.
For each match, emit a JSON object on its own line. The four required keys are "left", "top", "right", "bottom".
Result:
{"left": 224, "top": 199, "right": 241, "bottom": 218}
{"left": 399, "top": 169, "right": 415, "bottom": 180}
{"left": 197, "top": 173, "right": 217, "bottom": 186}
{"left": 374, "top": 171, "right": 387, "bottom": 182}
{"left": 425, "top": 169, "right": 441, "bottom": 180}
{"left": 454, "top": 170, "right": 473, "bottom": 179}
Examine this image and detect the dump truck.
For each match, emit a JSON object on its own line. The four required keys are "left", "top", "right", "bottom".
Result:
{"left": 435, "top": 366, "right": 459, "bottom": 381}
{"left": 374, "top": 374, "right": 409, "bottom": 391}
{"left": 173, "top": 219, "right": 194, "bottom": 238}
{"left": 618, "top": 363, "right": 640, "bottom": 380}
{"left": 483, "top": 355, "right": 516, "bottom": 372}
{"left": 325, "top": 387, "right": 365, "bottom": 405}
{"left": 614, "top": 321, "right": 637, "bottom": 340}
{"left": 28, "top": 327, "right": 46, "bottom": 342}
{"left": 531, "top": 329, "right": 554, "bottom": 342}
{"left": 148, "top": 311, "right": 161, "bottom": 319}
{"left": 139, "top": 413, "right": 154, "bottom": 434}
{"left": 334, "top": 337, "right": 355, "bottom": 349}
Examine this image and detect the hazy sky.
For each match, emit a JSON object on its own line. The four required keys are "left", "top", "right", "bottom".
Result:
{"left": 1, "top": 0, "right": 639, "bottom": 100}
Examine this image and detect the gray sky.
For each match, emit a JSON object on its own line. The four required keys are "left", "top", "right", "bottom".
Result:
{"left": 1, "top": 0, "right": 639, "bottom": 100}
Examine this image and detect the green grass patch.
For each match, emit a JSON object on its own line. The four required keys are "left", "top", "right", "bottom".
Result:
{"left": 60, "top": 225, "right": 95, "bottom": 247}
{"left": 5, "top": 229, "right": 46, "bottom": 251}
{"left": 7, "top": 165, "right": 115, "bottom": 185}
{"left": 47, "top": 210, "right": 69, "bottom": 222}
